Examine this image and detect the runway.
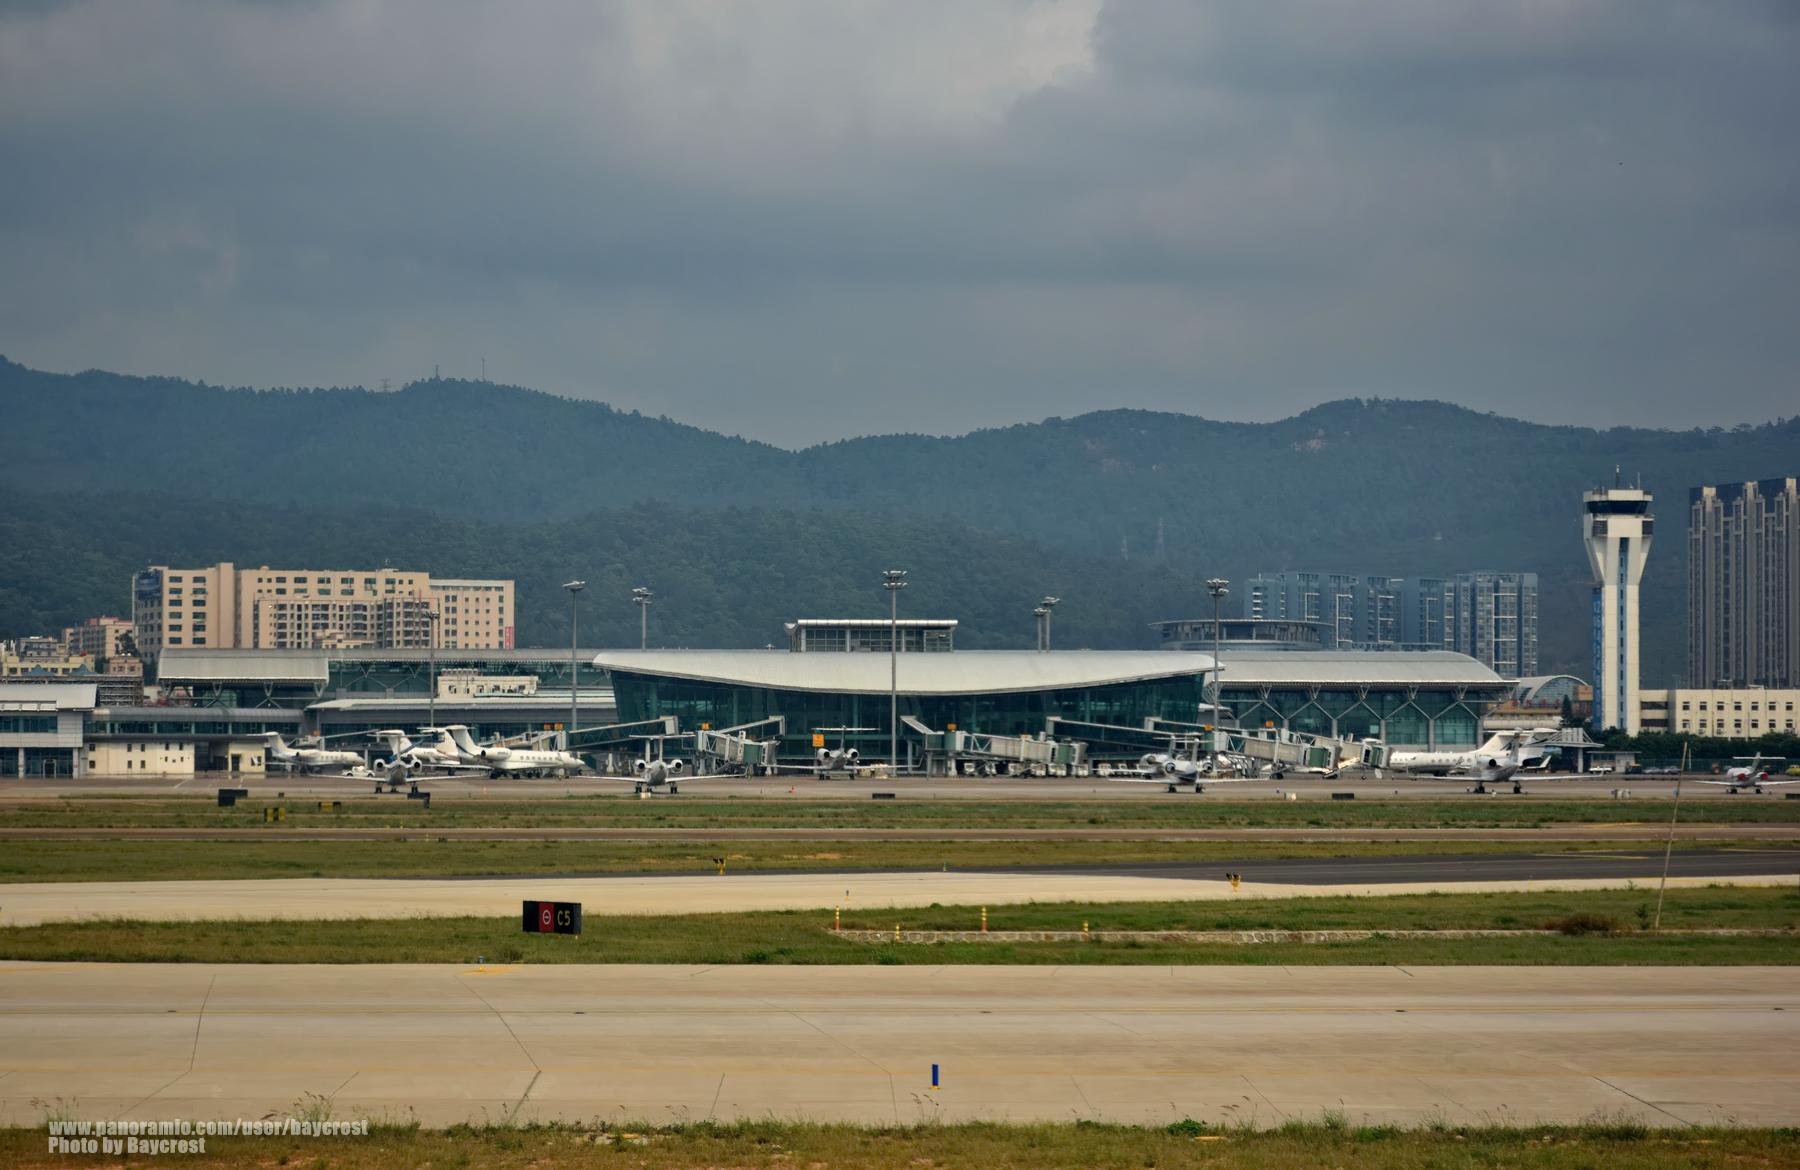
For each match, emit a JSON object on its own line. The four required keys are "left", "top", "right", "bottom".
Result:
{"left": 0, "top": 963, "right": 1791, "bottom": 1127}
{"left": 0, "top": 862, "right": 1791, "bottom": 927}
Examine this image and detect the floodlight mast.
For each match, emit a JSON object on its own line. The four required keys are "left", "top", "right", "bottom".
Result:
{"left": 1205, "top": 578, "right": 1230, "bottom": 776}
{"left": 883, "top": 570, "right": 909, "bottom": 772}
{"left": 564, "top": 580, "right": 586, "bottom": 749}
{"left": 632, "top": 586, "right": 654, "bottom": 650}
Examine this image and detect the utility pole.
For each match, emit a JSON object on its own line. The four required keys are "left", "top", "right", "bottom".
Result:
{"left": 883, "top": 569, "right": 908, "bottom": 773}
{"left": 564, "top": 580, "right": 585, "bottom": 749}
{"left": 632, "top": 586, "right": 654, "bottom": 650}
{"left": 1653, "top": 742, "right": 1689, "bottom": 930}
{"left": 1205, "top": 578, "right": 1230, "bottom": 776}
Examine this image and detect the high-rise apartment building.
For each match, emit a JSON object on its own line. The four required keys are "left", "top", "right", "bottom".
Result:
{"left": 1583, "top": 484, "right": 1654, "bottom": 733}
{"left": 1241, "top": 570, "right": 1535, "bottom": 675}
{"left": 1689, "top": 477, "right": 1799, "bottom": 688}
{"left": 131, "top": 563, "right": 514, "bottom": 657}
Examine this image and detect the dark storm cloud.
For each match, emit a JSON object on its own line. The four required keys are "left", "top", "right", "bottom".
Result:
{"left": 1, "top": 0, "right": 1795, "bottom": 443}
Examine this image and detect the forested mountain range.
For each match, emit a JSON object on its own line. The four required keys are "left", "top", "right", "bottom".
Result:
{"left": 4, "top": 357, "right": 1796, "bottom": 679}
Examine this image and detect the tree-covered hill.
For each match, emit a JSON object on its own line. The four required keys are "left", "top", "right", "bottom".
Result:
{"left": 3, "top": 357, "right": 1795, "bottom": 677}
{"left": 0, "top": 490, "right": 1200, "bottom": 653}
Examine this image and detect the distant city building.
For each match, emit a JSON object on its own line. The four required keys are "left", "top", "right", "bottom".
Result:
{"left": 1688, "top": 477, "right": 1799, "bottom": 688}
{"left": 1150, "top": 618, "right": 1326, "bottom": 652}
{"left": 785, "top": 618, "right": 957, "bottom": 653}
{"left": 1638, "top": 686, "right": 1798, "bottom": 739}
{"left": 1584, "top": 482, "right": 1654, "bottom": 734}
{"left": 131, "top": 563, "right": 515, "bottom": 657}
{"left": 1239, "top": 570, "right": 1536, "bottom": 675}
{"left": 62, "top": 616, "right": 134, "bottom": 663}
{"left": 1452, "top": 571, "right": 1538, "bottom": 679}
{"left": 1, "top": 638, "right": 94, "bottom": 679}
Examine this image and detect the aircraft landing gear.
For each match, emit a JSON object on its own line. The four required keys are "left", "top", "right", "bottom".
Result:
{"left": 1513, "top": 784, "right": 1524, "bottom": 794}
{"left": 668, "top": 783, "right": 678, "bottom": 794}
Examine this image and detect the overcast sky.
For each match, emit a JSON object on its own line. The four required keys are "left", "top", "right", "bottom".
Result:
{"left": 2, "top": 1, "right": 1796, "bottom": 445}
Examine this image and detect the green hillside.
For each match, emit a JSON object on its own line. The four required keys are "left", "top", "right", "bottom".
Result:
{"left": 0, "top": 491, "right": 1202, "bottom": 654}
{"left": 3, "top": 357, "right": 1795, "bottom": 677}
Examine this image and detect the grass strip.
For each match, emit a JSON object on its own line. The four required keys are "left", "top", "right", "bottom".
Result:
{"left": 6, "top": 1118, "right": 1799, "bottom": 1169}
{"left": 2, "top": 836, "right": 1777, "bottom": 883}
{"left": 3, "top": 887, "right": 1794, "bottom": 965}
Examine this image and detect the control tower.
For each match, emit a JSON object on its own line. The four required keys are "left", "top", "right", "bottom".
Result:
{"left": 1583, "top": 477, "right": 1654, "bottom": 733}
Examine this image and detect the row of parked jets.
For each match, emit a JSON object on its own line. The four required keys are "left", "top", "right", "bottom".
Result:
{"left": 265, "top": 728, "right": 1792, "bottom": 795}
{"left": 262, "top": 728, "right": 586, "bottom": 783}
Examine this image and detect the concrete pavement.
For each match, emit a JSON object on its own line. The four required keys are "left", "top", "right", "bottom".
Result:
{"left": 0, "top": 963, "right": 1792, "bottom": 1128}
{"left": 0, "top": 870, "right": 1791, "bottom": 927}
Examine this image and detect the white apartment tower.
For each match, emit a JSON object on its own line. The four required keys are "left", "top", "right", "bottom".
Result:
{"left": 1583, "top": 480, "right": 1654, "bottom": 733}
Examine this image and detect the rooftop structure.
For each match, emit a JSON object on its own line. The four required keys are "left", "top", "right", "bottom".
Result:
{"left": 1151, "top": 618, "right": 1326, "bottom": 652}
{"left": 784, "top": 618, "right": 957, "bottom": 653}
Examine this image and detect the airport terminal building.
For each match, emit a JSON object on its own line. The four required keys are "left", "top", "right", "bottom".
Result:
{"left": 597, "top": 636, "right": 1510, "bottom": 768}
{"left": 1, "top": 619, "right": 1511, "bottom": 777}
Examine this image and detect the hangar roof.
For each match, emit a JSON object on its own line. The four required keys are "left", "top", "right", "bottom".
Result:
{"left": 156, "top": 649, "right": 329, "bottom": 684}
{"left": 0, "top": 681, "right": 98, "bottom": 710}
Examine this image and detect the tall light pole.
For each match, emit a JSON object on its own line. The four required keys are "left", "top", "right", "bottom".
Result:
{"left": 1040, "top": 596, "right": 1060, "bottom": 652}
{"left": 632, "top": 586, "right": 654, "bottom": 650}
{"left": 883, "top": 569, "right": 908, "bottom": 772}
{"left": 1033, "top": 606, "right": 1049, "bottom": 651}
{"left": 564, "top": 580, "right": 585, "bottom": 749}
{"left": 1205, "top": 578, "right": 1229, "bottom": 775}
{"left": 425, "top": 606, "right": 439, "bottom": 732}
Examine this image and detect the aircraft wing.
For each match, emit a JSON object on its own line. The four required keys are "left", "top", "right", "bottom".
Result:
{"left": 1694, "top": 777, "right": 1800, "bottom": 787}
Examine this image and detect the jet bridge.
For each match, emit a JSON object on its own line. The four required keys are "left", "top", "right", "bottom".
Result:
{"left": 1212, "top": 727, "right": 1385, "bottom": 776}
{"left": 565, "top": 709, "right": 676, "bottom": 756}
{"left": 693, "top": 716, "right": 786, "bottom": 775}
{"left": 910, "top": 716, "right": 1084, "bottom": 776}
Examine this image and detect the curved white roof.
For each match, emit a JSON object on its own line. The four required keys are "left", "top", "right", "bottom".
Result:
{"left": 592, "top": 650, "right": 1216, "bottom": 696}
{"left": 594, "top": 648, "right": 1506, "bottom": 695}
{"left": 1214, "top": 650, "right": 1505, "bottom": 687}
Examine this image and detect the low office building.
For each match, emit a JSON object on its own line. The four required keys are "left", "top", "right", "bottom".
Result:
{"left": 0, "top": 681, "right": 94, "bottom": 777}
{"left": 84, "top": 739, "right": 196, "bottom": 778}
{"left": 1639, "top": 687, "right": 1800, "bottom": 738}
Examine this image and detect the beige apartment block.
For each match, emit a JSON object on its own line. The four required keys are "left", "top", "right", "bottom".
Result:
{"left": 62, "top": 615, "right": 134, "bottom": 662}
{"left": 131, "top": 563, "right": 514, "bottom": 655}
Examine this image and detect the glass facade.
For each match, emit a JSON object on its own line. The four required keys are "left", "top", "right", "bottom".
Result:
{"left": 611, "top": 669, "right": 1499, "bottom": 759}
{"left": 611, "top": 671, "right": 1209, "bottom": 763}
{"left": 612, "top": 670, "right": 1504, "bottom": 760}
